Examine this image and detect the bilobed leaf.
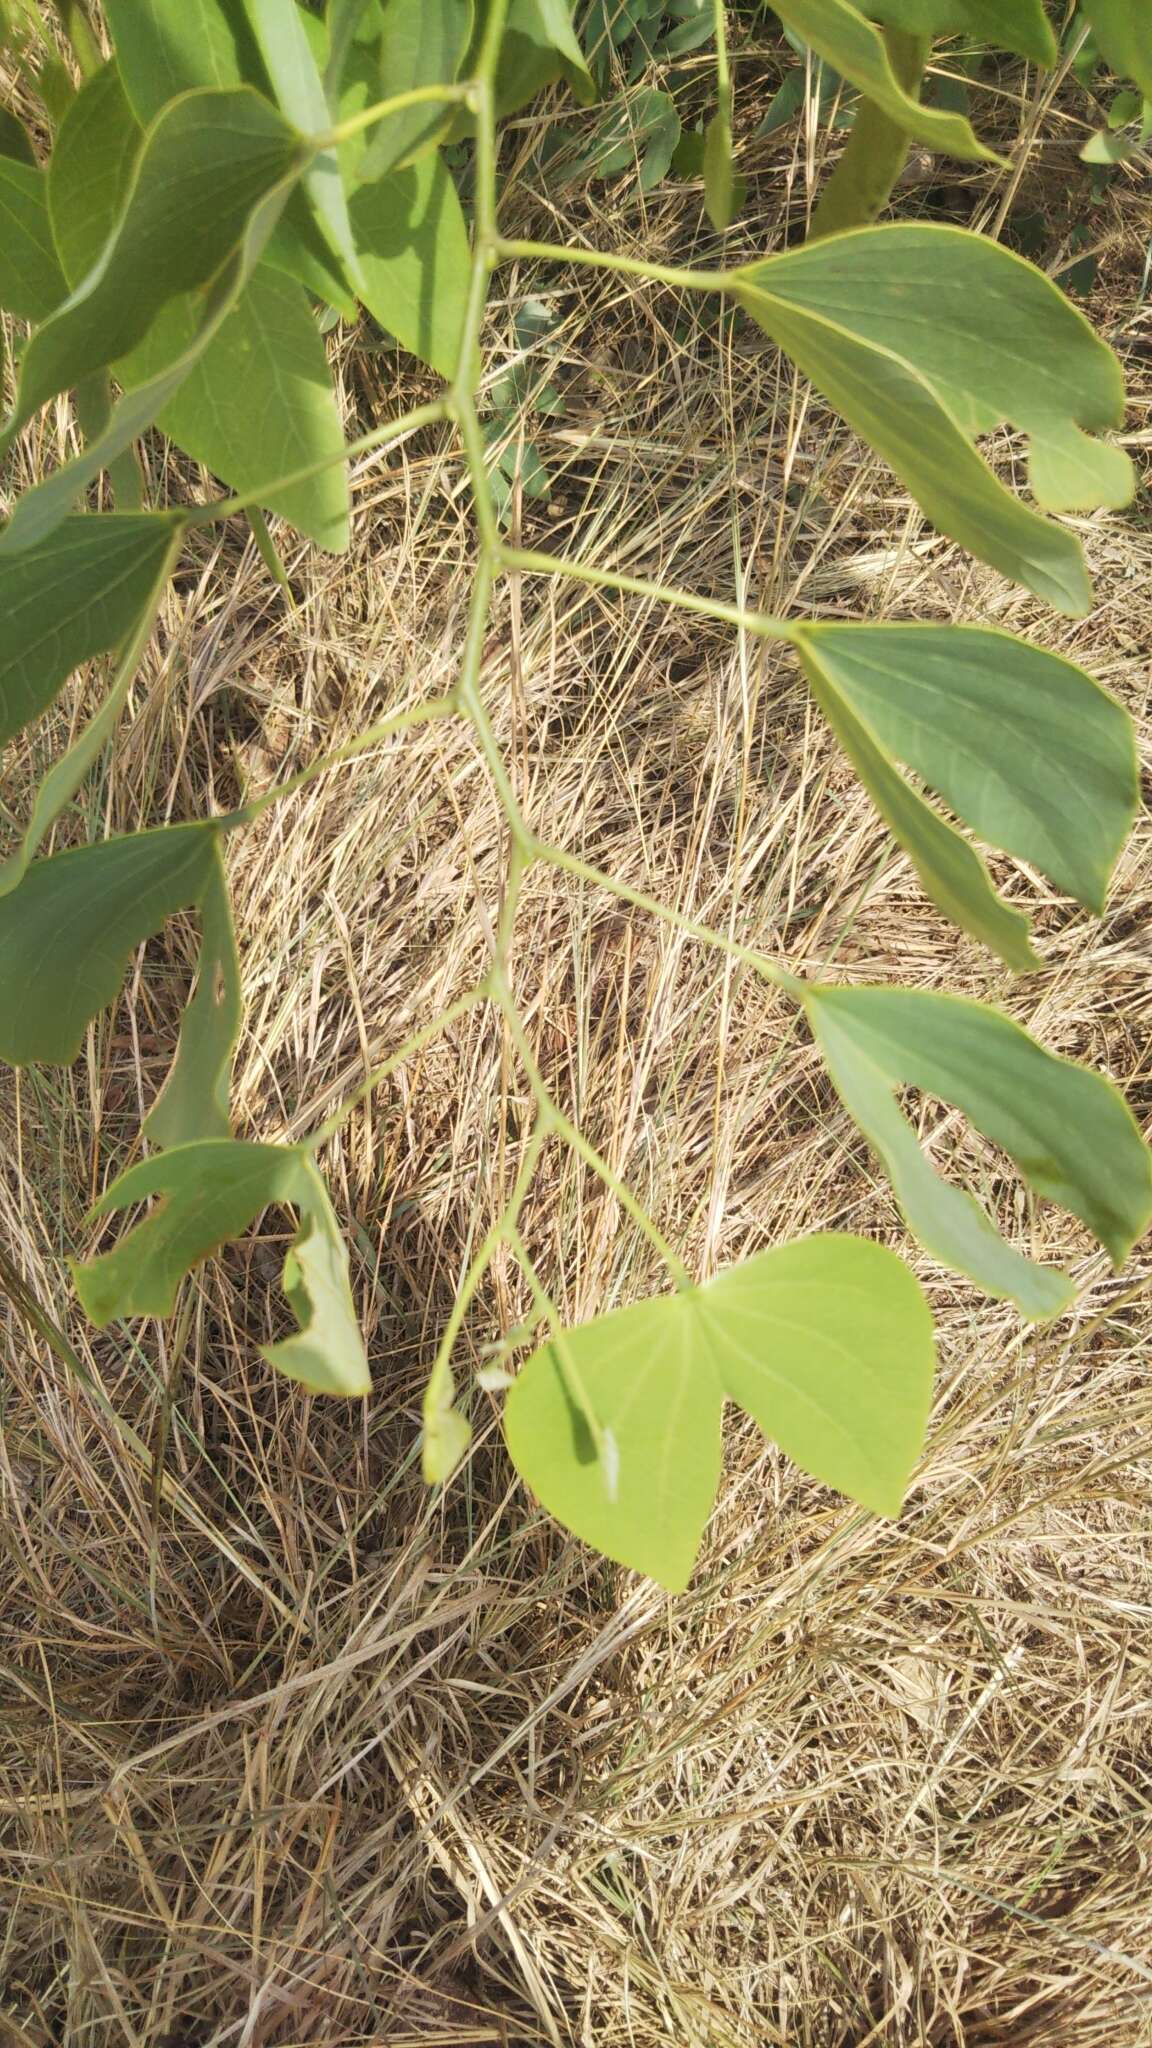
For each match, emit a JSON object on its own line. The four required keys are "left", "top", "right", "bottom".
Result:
{"left": 505, "top": 1232, "right": 935, "bottom": 1589}
{"left": 72, "top": 1138, "right": 371, "bottom": 1395}
{"left": 731, "top": 223, "right": 1133, "bottom": 613}
{"left": 0, "top": 513, "right": 180, "bottom": 749}
{"left": 0, "top": 88, "right": 305, "bottom": 455}
{"left": 356, "top": 0, "right": 473, "bottom": 182}
{"left": 794, "top": 623, "right": 1139, "bottom": 916}
{"left": 242, "top": 0, "right": 365, "bottom": 296}
{"left": 0, "top": 158, "right": 66, "bottom": 321}
{"left": 0, "top": 824, "right": 219, "bottom": 1066}
{"left": 798, "top": 646, "right": 1040, "bottom": 970}
{"left": 806, "top": 984, "right": 1152, "bottom": 1320}
{"left": 867, "top": 0, "right": 1056, "bottom": 67}
{"left": 145, "top": 840, "right": 242, "bottom": 1147}
{"left": 770, "top": 0, "right": 999, "bottom": 159}
{"left": 121, "top": 263, "right": 351, "bottom": 552}
{"left": 350, "top": 151, "right": 469, "bottom": 378}
{"left": 1080, "top": 0, "right": 1152, "bottom": 99}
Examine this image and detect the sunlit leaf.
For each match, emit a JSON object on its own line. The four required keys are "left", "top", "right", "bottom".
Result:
{"left": 731, "top": 223, "right": 1133, "bottom": 613}
{"left": 0, "top": 88, "right": 305, "bottom": 457}
{"left": 794, "top": 623, "right": 1139, "bottom": 917}
{"left": 47, "top": 61, "right": 140, "bottom": 287}
{"left": 0, "top": 824, "right": 219, "bottom": 1066}
{"left": 703, "top": 97, "right": 737, "bottom": 230}
{"left": 806, "top": 985, "right": 1152, "bottom": 1320}
{"left": 798, "top": 647, "right": 1039, "bottom": 970}
{"left": 350, "top": 150, "right": 469, "bottom": 378}
{"left": 0, "top": 158, "right": 66, "bottom": 321}
{"left": 72, "top": 1138, "right": 371, "bottom": 1394}
{"left": 770, "top": 0, "right": 1000, "bottom": 159}
{"left": 145, "top": 840, "right": 242, "bottom": 1147}
{"left": 505, "top": 1232, "right": 935, "bottom": 1589}
{"left": 0, "top": 513, "right": 181, "bottom": 750}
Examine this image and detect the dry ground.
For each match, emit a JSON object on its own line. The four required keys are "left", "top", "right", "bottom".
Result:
{"left": 2, "top": 40, "right": 1152, "bottom": 2048}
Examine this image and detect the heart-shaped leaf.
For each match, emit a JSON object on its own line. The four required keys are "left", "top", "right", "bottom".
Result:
{"left": 505, "top": 1233, "right": 935, "bottom": 1589}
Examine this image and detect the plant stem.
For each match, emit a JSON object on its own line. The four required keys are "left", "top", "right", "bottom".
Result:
{"left": 500, "top": 546, "right": 794, "bottom": 641}
{"left": 322, "top": 81, "right": 470, "bottom": 148}
{"left": 534, "top": 839, "right": 803, "bottom": 997}
{"left": 496, "top": 238, "right": 725, "bottom": 294}
{"left": 809, "top": 30, "right": 930, "bottom": 241}
{"left": 306, "top": 985, "right": 490, "bottom": 1149}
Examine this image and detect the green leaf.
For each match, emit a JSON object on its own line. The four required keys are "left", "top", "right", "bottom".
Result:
{"left": 0, "top": 87, "right": 306, "bottom": 456}
{"left": 794, "top": 623, "right": 1139, "bottom": 917}
{"left": 703, "top": 96, "right": 737, "bottom": 230}
{"left": 72, "top": 1138, "right": 371, "bottom": 1395}
{"left": 145, "top": 840, "right": 242, "bottom": 1147}
{"left": 0, "top": 824, "right": 219, "bottom": 1066}
{"left": 356, "top": 0, "right": 473, "bottom": 182}
{"left": 770, "top": 0, "right": 1000, "bottom": 159}
{"left": 866, "top": 1, "right": 1056, "bottom": 67}
{"left": 730, "top": 223, "right": 1133, "bottom": 614}
{"left": 489, "top": 0, "right": 595, "bottom": 116}
{"left": 350, "top": 151, "right": 469, "bottom": 378}
{"left": 1, "top": 145, "right": 301, "bottom": 556}
{"left": 1080, "top": 0, "right": 1152, "bottom": 100}
{"left": 121, "top": 262, "right": 351, "bottom": 552}
{"left": 0, "top": 158, "right": 66, "bottom": 321}
{"left": 805, "top": 984, "right": 1152, "bottom": 1319}
{"left": 0, "top": 524, "right": 183, "bottom": 896}
{"left": 0, "top": 513, "right": 180, "bottom": 750}
{"left": 102, "top": 0, "right": 358, "bottom": 314}
{"left": 0, "top": 108, "right": 37, "bottom": 164}
{"left": 242, "top": 0, "right": 365, "bottom": 296}
{"left": 47, "top": 61, "right": 140, "bottom": 288}
{"left": 505, "top": 1232, "right": 935, "bottom": 1590}
{"left": 797, "top": 642, "right": 1039, "bottom": 970}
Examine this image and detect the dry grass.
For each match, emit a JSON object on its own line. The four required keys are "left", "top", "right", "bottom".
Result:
{"left": 2, "top": 38, "right": 1152, "bottom": 2048}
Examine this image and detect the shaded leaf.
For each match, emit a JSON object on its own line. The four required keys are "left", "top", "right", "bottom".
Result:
{"left": 490, "top": 0, "right": 595, "bottom": 116}
{"left": 731, "top": 223, "right": 1132, "bottom": 613}
{"left": 356, "top": 0, "right": 473, "bottom": 182}
{"left": 1080, "top": 0, "right": 1152, "bottom": 100}
{"left": 47, "top": 61, "right": 140, "bottom": 287}
{"left": 0, "top": 108, "right": 36, "bottom": 163}
{"left": 505, "top": 1233, "right": 935, "bottom": 1589}
{"left": 703, "top": 97, "right": 737, "bottom": 230}
{"left": 771, "top": 0, "right": 999, "bottom": 159}
{"left": 0, "top": 824, "right": 218, "bottom": 1066}
{"left": 0, "top": 88, "right": 305, "bottom": 455}
{"left": 350, "top": 151, "right": 469, "bottom": 378}
{"left": 145, "top": 840, "right": 242, "bottom": 1147}
{"left": 243, "top": 0, "right": 365, "bottom": 295}
{"left": 73, "top": 1138, "right": 371, "bottom": 1394}
{"left": 806, "top": 984, "right": 1152, "bottom": 1319}
{"left": 122, "top": 263, "right": 350, "bottom": 552}
{"left": 794, "top": 623, "right": 1138, "bottom": 916}
{"left": 868, "top": 0, "right": 1056, "bottom": 66}
{"left": 103, "top": 0, "right": 358, "bottom": 314}
{"left": 0, "top": 512, "right": 181, "bottom": 749}
{"left": 0, "top": 158, "right": 66, "bottom": 321}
